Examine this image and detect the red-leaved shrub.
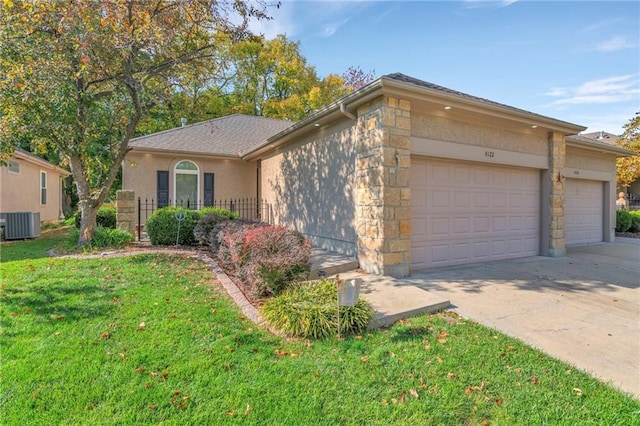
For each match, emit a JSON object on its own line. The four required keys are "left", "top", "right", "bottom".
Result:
{"left": 214, "top": 222, "right": 311, "bottom": 298}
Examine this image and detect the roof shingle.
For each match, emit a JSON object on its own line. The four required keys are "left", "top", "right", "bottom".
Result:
{"left": 129, "top": 114, "right": 292, "bottom": 157}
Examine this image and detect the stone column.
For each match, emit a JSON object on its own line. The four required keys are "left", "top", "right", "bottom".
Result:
{"left": 546, "top": 132, "right": 566, "bottom": 257}
{"left": 116, "top": 190, "right": 136, "bottom": 236}
{"left": 355, "top": 96, "right": 411, "bottom": 277}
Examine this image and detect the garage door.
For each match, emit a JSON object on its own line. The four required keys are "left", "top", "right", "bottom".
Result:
{"left": 411, "top": 157, "right": 540, "bottom": 270}
{"left": 565, "top": 179, "right": 603, "bottom": 245}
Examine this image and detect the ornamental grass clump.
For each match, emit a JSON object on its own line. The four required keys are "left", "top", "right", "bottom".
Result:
{"left": 261, "top": 279, "right": 374, "bottom": 339}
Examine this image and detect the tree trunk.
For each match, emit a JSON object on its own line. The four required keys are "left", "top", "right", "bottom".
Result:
{"left": 77, "top": 200, "right": 99, "bottom": 247}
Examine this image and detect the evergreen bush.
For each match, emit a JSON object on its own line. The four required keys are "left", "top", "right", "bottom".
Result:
{"left": 616, "top": 210, "right": 633, "bottom": 232}
{"left": 146, "top": 207, "right": 200, "bottom": 245}
{"left": 74, "top": 206, "right": 117, "bottom": 229}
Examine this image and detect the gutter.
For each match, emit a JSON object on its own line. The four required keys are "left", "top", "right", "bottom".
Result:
{"left": 566, "top": 136, "right": 635, "bottom": 157}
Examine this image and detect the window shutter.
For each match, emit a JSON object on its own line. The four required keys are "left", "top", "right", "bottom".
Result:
{"left": 204, "top": 173, "right": 214, "bottom": 206}
{"left": 157, "top": 170, "right": 169, "bottom": 207}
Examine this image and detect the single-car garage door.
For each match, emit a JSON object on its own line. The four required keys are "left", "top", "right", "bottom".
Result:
{"left": 411, "top": 157, "right": 540, "bottom": 270}
{"left": 565, "top": 179, "right": 603, "bottom": 245}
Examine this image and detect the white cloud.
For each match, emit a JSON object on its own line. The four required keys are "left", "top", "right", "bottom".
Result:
{"left": 320, "top": 17, "right": 350, "bottom": 38}
{"left": 577, "top": 112, "right": 635, "bottom": 135}
{"left": 545, "top": 75, "right": 640, "bottom": 106}
{"left": 582, "top": 18, "right": 623, "bottom": 33}
{"left": 593, "top": 35, "right": 637, "bottom": 52}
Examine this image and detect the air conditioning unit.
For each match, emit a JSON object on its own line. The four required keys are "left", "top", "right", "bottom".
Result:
{"left": 0, "top": 212, "right": 41, "bottom": 240}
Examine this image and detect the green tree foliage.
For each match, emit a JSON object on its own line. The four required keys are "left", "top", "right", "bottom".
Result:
{"left": 0, "top": 0, "right": 271, "bottom": 245}
{"left": 616, "top": 112, "right": 640, "bottom": 189}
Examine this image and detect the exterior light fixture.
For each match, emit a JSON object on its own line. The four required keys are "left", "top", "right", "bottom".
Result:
{"left": 444, "top": 106, "right": 452, "bottom": 110}
{"left": 531, "top": 125, "right": 538, "bottom": 128}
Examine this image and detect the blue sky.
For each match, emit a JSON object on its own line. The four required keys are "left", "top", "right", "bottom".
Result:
{"left": 250, "top": 0, "right": 639, "bottom": 135}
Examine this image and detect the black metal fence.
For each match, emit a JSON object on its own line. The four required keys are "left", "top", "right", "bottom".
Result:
{"left": 137, "top": 197, "right": 272, "bottom": 241}
{"left": 629, "top": 193, "right": 640, "bottom": 210}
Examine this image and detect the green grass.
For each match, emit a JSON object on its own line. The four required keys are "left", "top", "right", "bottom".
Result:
{"left": 1, "top": 233, "right": 639, "bottom": 425}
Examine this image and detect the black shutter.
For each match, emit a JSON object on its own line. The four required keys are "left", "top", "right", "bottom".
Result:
{"left": 157, "top": 170, "right": 169, "bottom": 207}
{"left": 204, "top": 173, "right": 214, "bottom": 206}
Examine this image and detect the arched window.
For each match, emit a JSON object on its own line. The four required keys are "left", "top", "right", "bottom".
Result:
{"left": 174, "top": 160, "right": 199, "bottom": 209}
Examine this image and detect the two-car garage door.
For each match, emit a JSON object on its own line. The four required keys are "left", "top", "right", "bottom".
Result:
{"left": 411, "top": 157, "right": 540, "bottom": 270}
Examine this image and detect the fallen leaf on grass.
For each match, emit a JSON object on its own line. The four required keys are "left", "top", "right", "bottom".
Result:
{"left": 409, "top": 389, "right": 419, "bottom": 399}
{"left": 99, "top": 332, "right": 110, "bottom": 340}
{"left": 529, "top": 376, "right": 539, "bottom": 385}
{"left": 447, "top": 372, "right": 458, "bottom": 380}
{"left": 360, "top": 355, "right": 369, "bottom": 362}
{"left": 245, "top": 404, "right": 252, "bottom": 415}
{"left": 495, "top": 399, "right": 503, "bottom": 407}
{"left": 573, "top": 388, "right": 583, "bottom": 396}
{"left": 137, "top": 322, "right": 146, "bottom": 331}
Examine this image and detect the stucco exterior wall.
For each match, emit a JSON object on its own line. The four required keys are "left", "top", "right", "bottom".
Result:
{"left": 566, "top": 146, "right": 617, "bottom": 173}
{"left": 123, "top": 151, "right": 257, "bottom": 216}
{"left": 411, "top": 111, "right": 548, "bottom": 156}
{"left": 261, "top": 119, "right": 358, "bottom": 255}
{"left": 0, "top": 158, "right": 65, "bottom": 222}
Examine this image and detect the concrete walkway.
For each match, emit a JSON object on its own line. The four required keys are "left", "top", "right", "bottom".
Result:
{"left": 342, "top": 241, "right": 639, "bottom": 398}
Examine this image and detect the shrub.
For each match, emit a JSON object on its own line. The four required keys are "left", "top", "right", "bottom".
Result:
{"left": 90, "top": 227, "right": 133, "bottom": 249}
{"left": 241, "top": 226, "right": 311, "bottom": 297}
{"left": 214, "top": 222, "right": 311, "bottom": 298}
{"left": 261, "top": 279, "right": 374, "bottom": 339}
{"left": 199, "top": 207, "right": 239, "bottom": 220}
{"left": 74, "top": 206, "right": 117, "bottom": 229}
{"left": 215, "top": 220, "right": 269, "bottom": 271}
{"left": 616, "top": 210, "right": 633, "bottom": 232}
{"left": 193, "top": 210, "right": 237, "bottom": 246}
{"left": 629, "top": 211, "right": 640, "bottom": 233}
{"left": 146, "top": 207, "right": 200, "bottom": 246}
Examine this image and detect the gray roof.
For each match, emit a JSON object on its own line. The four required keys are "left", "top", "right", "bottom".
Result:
{"left": 579, "top": 131, "right": 620, "bottom": 145}
{"left": 129, "top": 114, "right": 293, "bottom": 157}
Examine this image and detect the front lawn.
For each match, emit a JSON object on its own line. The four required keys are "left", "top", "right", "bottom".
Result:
{"left": 1, "top": 235, "right": 638, "bottom": 424}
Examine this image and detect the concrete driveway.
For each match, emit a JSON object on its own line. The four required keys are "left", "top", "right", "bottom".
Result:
{"left": 404, "top": 239, "right": 639, "bottom": 398}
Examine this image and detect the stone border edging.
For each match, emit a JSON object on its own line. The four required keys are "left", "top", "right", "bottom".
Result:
{"left": 48, "top": 247, "right": 267, "bottom": 327}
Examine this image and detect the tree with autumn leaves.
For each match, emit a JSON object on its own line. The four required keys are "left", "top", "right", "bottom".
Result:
{"left": 616, "top": 112, "right": 640, "bottom": 191}
{"left": 0, "top": 0, "right": 273, "bottom": 245}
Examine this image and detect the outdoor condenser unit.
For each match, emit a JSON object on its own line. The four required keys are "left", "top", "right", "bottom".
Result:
{"left": 0, "top": 212, "right": 41, "bottom": 240}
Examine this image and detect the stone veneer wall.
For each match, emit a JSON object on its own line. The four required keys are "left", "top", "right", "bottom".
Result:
{"left": 547, "top": 132, "right": 566, "bottom": 257}
{"left": 355, "top": 96, "right": 412, "bottom": 277}
{"left": 116, "top": 190, "right": 136, "bottom": 236}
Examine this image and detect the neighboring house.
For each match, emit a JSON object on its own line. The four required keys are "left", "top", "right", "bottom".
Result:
{"left": 0, "top": 149, "right": 70, "bottom": 222}
{"left": 124, "top": 73, "right": 633, "bottom": 277}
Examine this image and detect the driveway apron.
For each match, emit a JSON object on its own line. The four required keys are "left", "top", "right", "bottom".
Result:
{"left": 405, "top": 241, "right": 640, "bottom": 398}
